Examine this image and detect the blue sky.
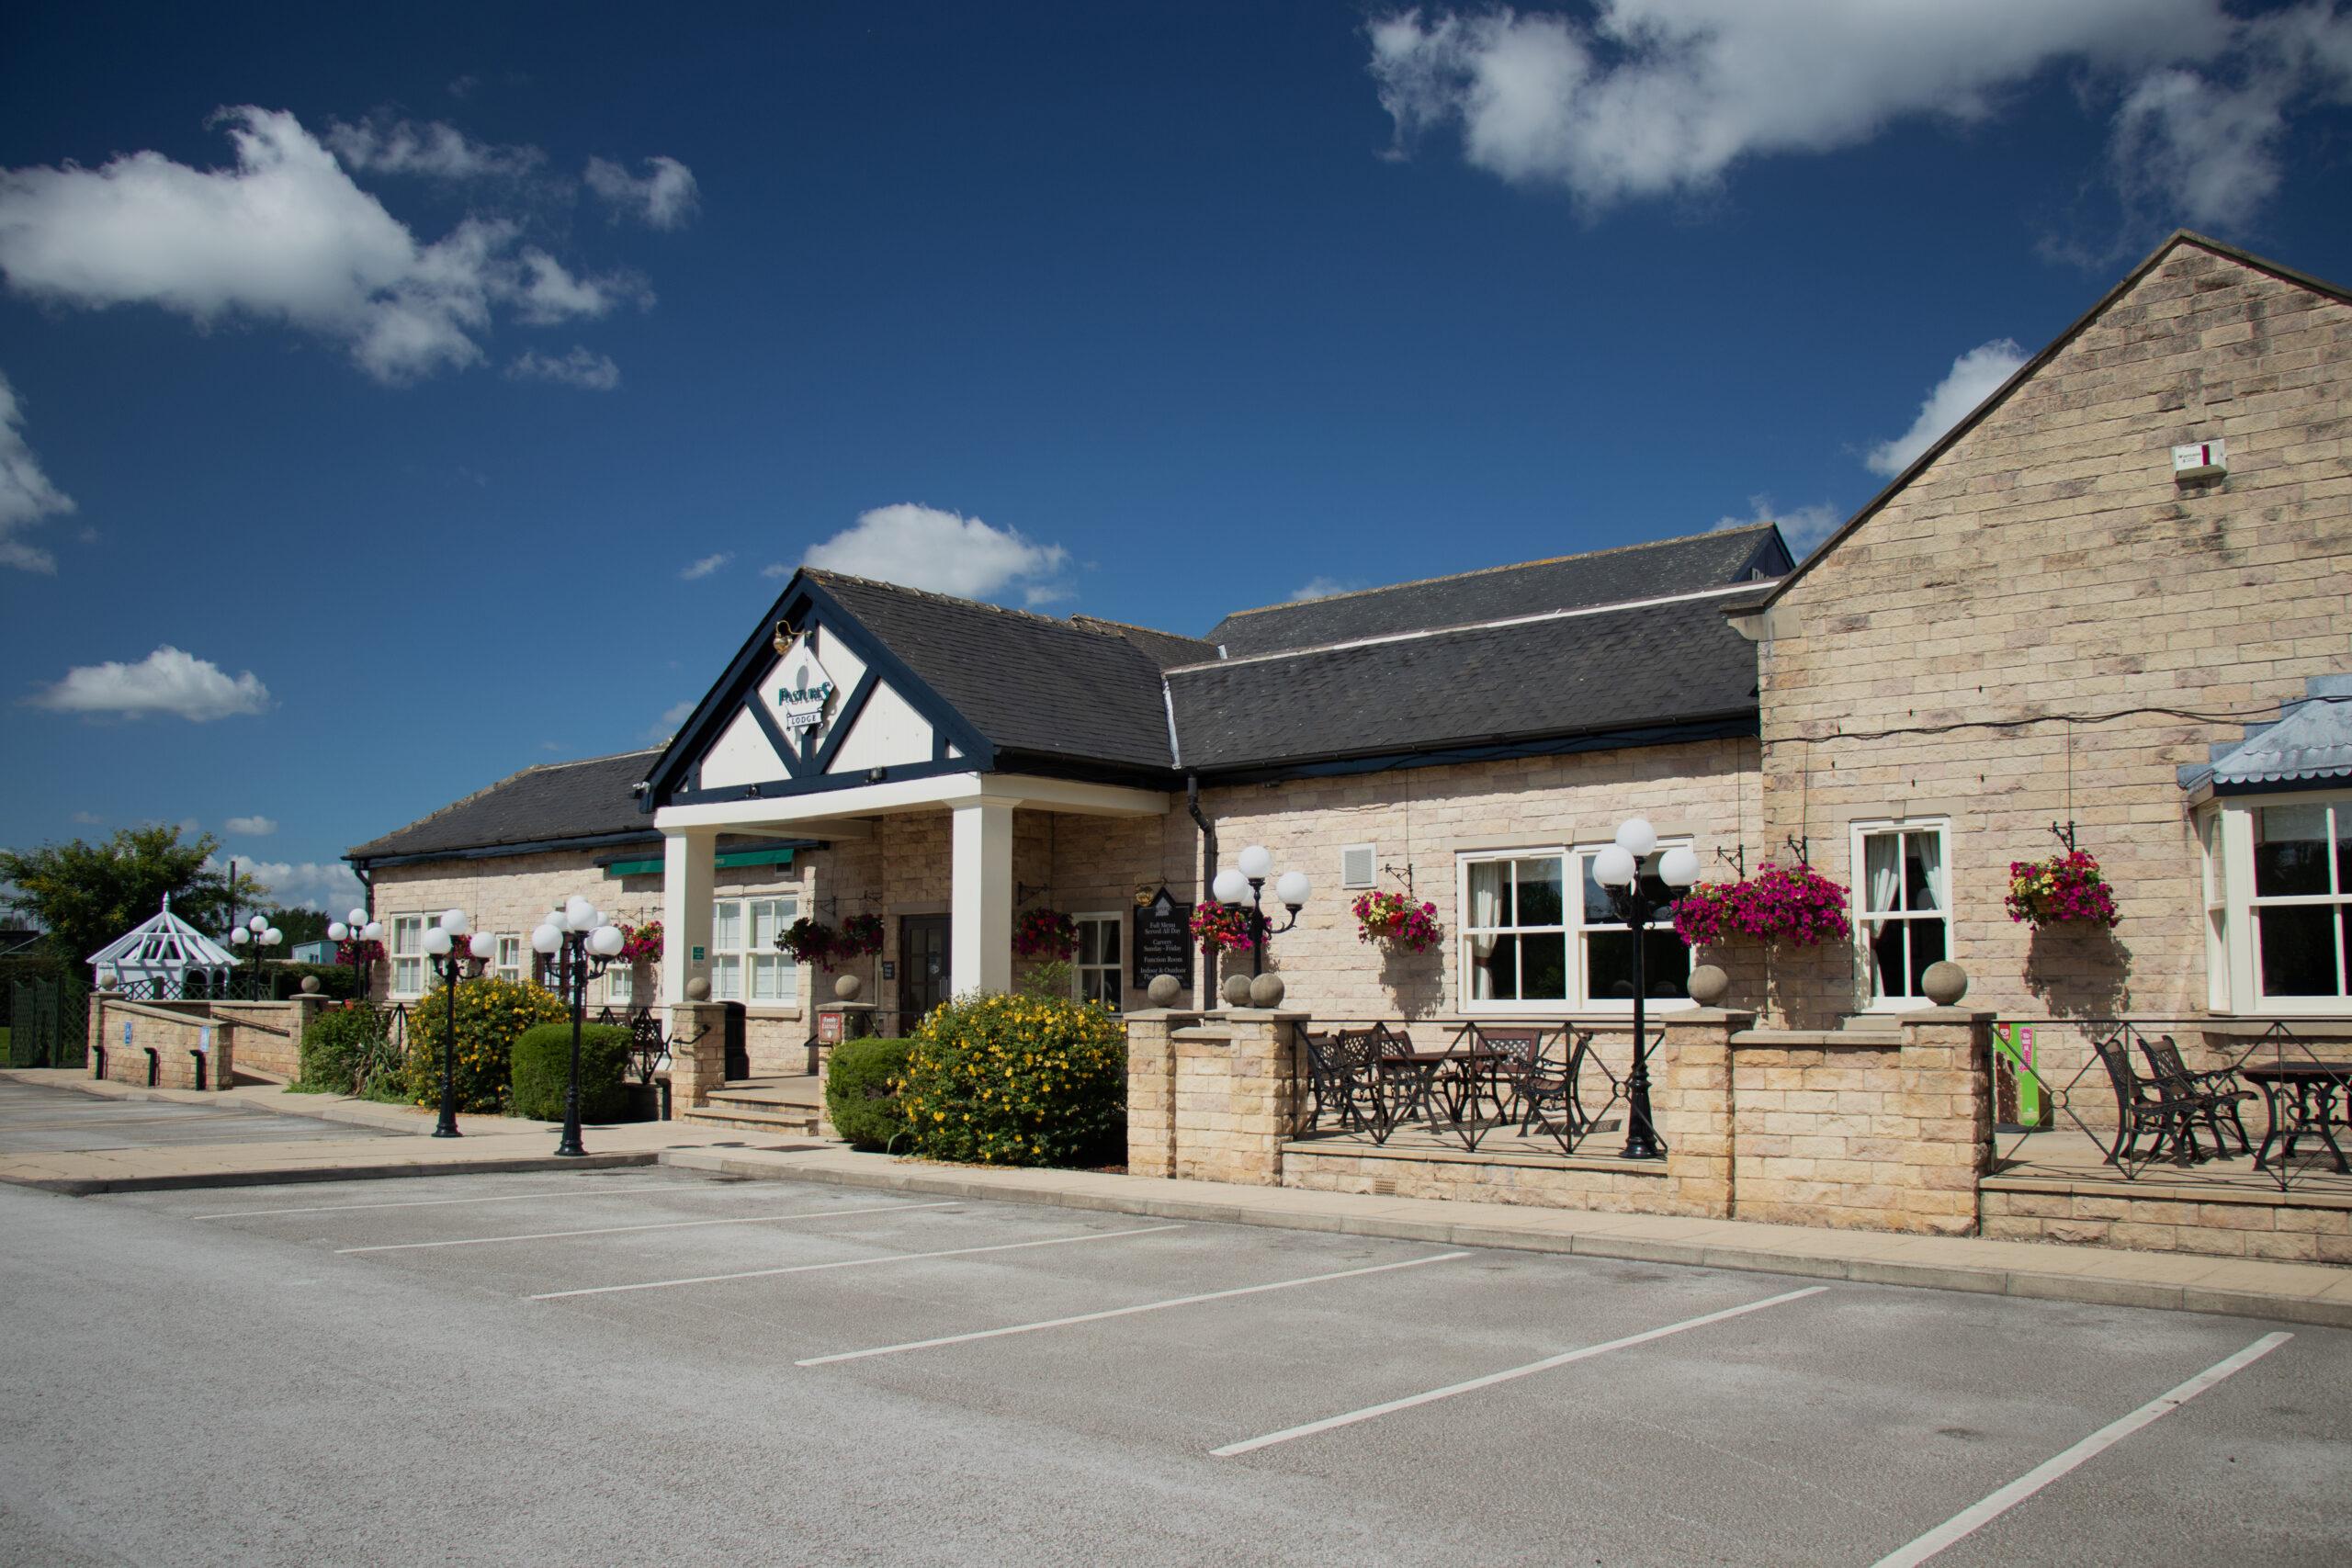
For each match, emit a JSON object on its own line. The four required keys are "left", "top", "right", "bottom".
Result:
{"left": 4, "top": 1, "right": 2350, "bottom": 910}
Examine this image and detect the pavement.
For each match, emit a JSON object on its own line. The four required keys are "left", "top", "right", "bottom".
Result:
{"left": 5, "top": 1067, "right": 2350, "bottom": 1330}
{"left": 4, "top": 1166, "right": 2346, "bottom": 1565}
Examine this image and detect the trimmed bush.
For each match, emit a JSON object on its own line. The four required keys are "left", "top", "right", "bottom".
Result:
{"left": 297, "top": 1006, "right": 385, "bottom": 1094}
{"left": 511, "top": 1021, "right": 634, "bottom": 1122}
{"left": 825, "top": 1036, "right": 915, "bottom": 1151}
{"left": 401, "top": 977, "right": 569, "bottom": 1113}
{"left": 900, "top": 992, "right": 1125, "bottom": 1167}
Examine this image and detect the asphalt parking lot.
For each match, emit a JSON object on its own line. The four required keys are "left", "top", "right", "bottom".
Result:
{"left": 0, "top": 1076, "right": 398, "bottom": 1155}
{"left": 3, "top": 1166, "right": 2346, "bottom": 1567}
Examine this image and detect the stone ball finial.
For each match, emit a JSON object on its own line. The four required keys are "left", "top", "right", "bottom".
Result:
{"left": 833, "top": 972, "right": 863, "bottom": 1002}
{"left": 1221, "top": 972, "right": 1254, "bottom": 1008}
{"left": 1922, "top": 960, "right": 1968, "bottom": 1007}
{"left": 97, "top": 975, "right": 118, "bottom": 991}
{"left": 1249, "top": 972, "right": 1286, "bottom": 1010}
{"left": 300, "top": 975, "right": 321, "bottom": 995}
{"left": 1146, "top": 974, "right": 1181, "bottom": 1008}
{"left": 1685, "top": 964, "right": 1728, "bottom": 1007}
{"left": 684, "top": 976, "right": 711, "bottom": 1002}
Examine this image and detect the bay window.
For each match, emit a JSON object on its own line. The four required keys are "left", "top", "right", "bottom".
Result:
{"left": 1458, "top": 844, "right": 1690, "bottom": 1013}
{"left": 1853, "top": 820, "right": 1951, "bottom": 1009}
{"left": 2201, "top": 795, "right": 2352, "bottom": 1012}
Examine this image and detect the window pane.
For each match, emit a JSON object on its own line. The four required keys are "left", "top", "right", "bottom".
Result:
{"left": 1867, "top": 919, "right": 1908, "bottom": 999}
{"left": 1581, "top": 857, "right": 1617, "bottom": 925}
{"left": 1465, "top": 862, "right": 1508, "bottom": 930}
{"left": 1099, "top": 919, "right": 1119, "bottom": 964}
{"left": 1467, "top": 932, "right": 1502, "bottom": 999}
{"left": 1587, "top": 930, "right": 1635, "bottom": 1000}
{"left": 750, "top": 954, "right": 784, "bottom": 1001}
{"left": 2257, "top": 904, "right": 2341, "bottom": 996}
{"left": 2338, "top": 807, "right": 2351, "bottom": 895}
{"left": 1519, "top": 931, "right": 1567, "bottom": 1001}
{"left": 2256, "top": 806, "right": 2331, "bottom": 897}
{"left": 1905, "top": 832, "right": 1942, "bottom": 912}
{"left": 1905, "top": 917, "right": 1947, "bottom": 996}
{"left": 1862, "top": 832, "right": 1902, "bottom": 915}
{"left": 393, "top": 917, "right": 422, "bottom": 956}
{"left": 711, "top": 954, "right": 741, "bottom": 1000}
{"left": 608, "top": 969, "right": 633, "bottom": 1005}
{"left": 1077, "top": 919, "right": 1103, "bottom": 966}
{"left": 713, "top": 902, "right": 741, "bottom": 953}
{"left": 1515, "top": 858, "right": 1564, "bottom": 926}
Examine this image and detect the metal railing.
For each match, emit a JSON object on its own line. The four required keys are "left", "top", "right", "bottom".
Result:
{"left": 1989, "top": 1017, "right": 2349, "bottom": 1192}
{"left": 1288, "top": 1018, "right": 1645, "bottom": 1157}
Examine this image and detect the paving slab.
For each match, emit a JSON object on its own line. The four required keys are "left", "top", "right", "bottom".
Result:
{"left": 660, "top": 1143, "right": 2352, "bottom": 1331}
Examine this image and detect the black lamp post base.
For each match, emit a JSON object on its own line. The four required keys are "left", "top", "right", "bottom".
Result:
{"left": 431, "top": 1124, "right": 462, "bottom": 1139}
{"left": 552, "top": 1142, "right": 587, "bottom": 1157}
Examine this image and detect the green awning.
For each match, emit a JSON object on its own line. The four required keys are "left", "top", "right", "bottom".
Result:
{"left": 604, "top": 846, "right": 797, "bottom": 879}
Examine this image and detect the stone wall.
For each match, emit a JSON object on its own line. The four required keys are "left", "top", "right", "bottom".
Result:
{"left": 1981, "top": 1183, "right": 2352, "bottom": 1265}
{"left": 1755, "top": 242, "right": 2352, "bottom": 1026}
{"left": 127, "top": 998, "right": 321, "bottom": 1080}
{"left": 90, "top": 998, "right": 234, "bottom": 1090}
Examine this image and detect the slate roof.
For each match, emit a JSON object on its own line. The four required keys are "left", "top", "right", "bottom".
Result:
{"left": 1166, "top": 586, "right": 1764, "bottom": 771}
{"left": 348, "top": 750, "right": 662, "bottom": 863}
{"left": 1067, "top": 614, "right": 1221, "bottom": 671}
{"left": 2178, "top": 676, "right": 2352, "bottom": 794}
{"left": 808, "top": 572, "right": 1175, "bottom": 771}
{"left": 1204, "top": 525, "right": 1789, "bottom": 657}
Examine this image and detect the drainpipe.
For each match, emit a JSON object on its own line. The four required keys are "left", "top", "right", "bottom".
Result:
{"left": 1186, "top": 774, "right": 1216, "bottom": 1002}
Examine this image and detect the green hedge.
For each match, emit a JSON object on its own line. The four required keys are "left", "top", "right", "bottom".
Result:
{"left": 899, "top": 992, "right": 1125, "bottom": 1167}
{"left": 297, "top": 1007, "right": 384, "bottom": 1094}
{"left": 511, "top": 1021, "right": 634, "bottom": 1122}
{"left": 401, "top": 977, "right": 569, "bottom": 1113}
{"left": 825, "top": 1036, "right": 914, "bottom": 1150}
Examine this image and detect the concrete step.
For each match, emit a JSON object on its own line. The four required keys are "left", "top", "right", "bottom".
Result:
{"left": 678, "top": 1104, "right": 825, "bottom": 1135}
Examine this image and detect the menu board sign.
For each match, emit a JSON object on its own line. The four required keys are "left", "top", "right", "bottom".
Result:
{"left": 1132, "top": 886, "right": 1194, "bottom": 991}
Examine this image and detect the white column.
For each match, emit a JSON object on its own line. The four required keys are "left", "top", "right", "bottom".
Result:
{"left": 951, "top": 799, "right": 1015, "bottom": 997}
{"left": 662, "top": 829, "right": 718, "bottom": 1004}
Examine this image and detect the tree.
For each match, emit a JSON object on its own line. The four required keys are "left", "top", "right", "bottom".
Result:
{"left": 0, "top": 827, "right": 268, "bottom": 964}
{"left": 261, "top": 906, "right": 330, "bottom": 946}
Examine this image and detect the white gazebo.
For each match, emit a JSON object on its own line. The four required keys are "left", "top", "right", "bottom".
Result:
{"left": 87, "top": 895, "right": 241, "bottom": 998}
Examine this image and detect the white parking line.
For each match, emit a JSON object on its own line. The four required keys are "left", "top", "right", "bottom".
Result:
{"left": 534, "top": 1224, "right": 1186, "bottom": 1300}
{"left": 1212, "top": 1284, "right": 1828, "bottom": 1457}
{"left": 335, "top": 1200, "right": 958, "bottom": 1253}
{"left": 797, "top": 1250, "right": 1471, "bottom": 1367}
{"left": 188, "top": 1184, "right": 733, "bottom": 1220}
{"left": 1869, "top": 1331, "right": 2292, "bottom": 1568}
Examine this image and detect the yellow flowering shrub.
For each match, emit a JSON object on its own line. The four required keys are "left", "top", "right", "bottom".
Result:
{"left": 401, "top": 977, "right": 569, "bottom": 1113}
{"left": 900, "top": 990, "right": 1125, "bottom": 1167}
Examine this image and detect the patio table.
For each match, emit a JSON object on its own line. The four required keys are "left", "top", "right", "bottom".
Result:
{"left": 1373, "top": 1044, "right": 1516, "bottom": 1151}
{"left": 2243, "top": 1060, "right": 2352, "bottom": 1173}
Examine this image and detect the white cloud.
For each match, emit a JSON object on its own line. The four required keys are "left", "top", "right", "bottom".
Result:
{"left": 28, "top": 645, "right": 269, "bottom": 721}
{"left": 0, "top": 107, "right": 640, "bottom": 384}
{"left": 324, "top": 117, "right": 545, "bottom": 180}
{"left": 801, "top": 503, "right": 1072, "bottom": 603}
{"left": 1290, "top": 576, "right": 1366, "bottom": 602}
{"left": 1865, "top": 339, "right": 2029, "bottom": 478}
{"left": 1714, "top": 495, "right": 1841, "bottom": 557}
{"left": 760, "top": 561, "right": 793, "bottom": 579}
{"left": 680, "top": 552, "right": 730, "bottom": 581}
{"left": 214, "top": 856, "right": 364, "bottom": 913}
{"left": 70, "top": 809, "right": 102, "bottom": 825}
{"left": 1366, "top": 2, "right": 2349, "bottom": 229}
{"left": 0, "top": 367, "right": 74, "bottom": 572}
{"left": 224, "top": 815, "right": 277, "bottom": 836}
{"left": 584, "top": 155, "right": 699, "bottom": 230}
{"left": 505, "top": 345, "right": 621, "bottom": 390}
{"left": 645, "top": 698, "right": 695, "bottom": 742}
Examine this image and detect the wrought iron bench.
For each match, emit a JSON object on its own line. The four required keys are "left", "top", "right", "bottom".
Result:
{"left": 2135, "top": 1034, "right": 2254, "bottom": 1158}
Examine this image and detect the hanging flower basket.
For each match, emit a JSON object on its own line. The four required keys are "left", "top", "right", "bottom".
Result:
{"left": 1671, "top": 862, "right": 1849, "bottom": 948}
{"left": 837, "top": 912, "right": 885, "bottom": 959}
{"left": 1351, "top": 890, "right": 1442, "bottom": 953}
{"left": 2006, "top": 850, "right": 2120, "bottom": 930}
{"left": 1190, "top": 900, "right": 1254, "bottom": 954}
{"left": 334, "top": 937, "right": 386, "bottom": 967}
{"left": 1012, "top": 908, "right": 1079, "bottom": 961}
{"left": 618, "top": 920, "right": 663, "bottom": 964}
{"left": 777, "top": 917, "right": 839, "bottom": 966}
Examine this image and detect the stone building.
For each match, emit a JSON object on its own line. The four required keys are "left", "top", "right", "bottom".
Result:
{"left": 350, "top": 228, "right": 2351, "bottom": 1124}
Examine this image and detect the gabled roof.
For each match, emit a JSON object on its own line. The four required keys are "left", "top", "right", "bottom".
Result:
{"left": 1167, "top": 583, "right": 1763, "bottom": 772}
{"left": 1754, "top": 231, "right": 2352, "bottom": 610}
{"left": 1067, "top": 614, "right": 1221, "bottom": 671}
{"left": 1205, "top": 525, "right": 1789, "bottom": 657}
{"left": 348, "top": 750, "right": 662, "bottom": 864}
{"left": 88, "top": 895, "right": 240, "bottom": 971}
{"left": 2179, "top": 677, "right": 2352, "bottom": 795}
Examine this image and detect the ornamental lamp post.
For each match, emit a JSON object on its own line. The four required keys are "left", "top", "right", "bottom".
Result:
{"left": 1209, "top": 844, "right": 1312, "bottom": 979}
{"left": 532, "top": 896, "right": 627, "bottom": 1158}
{"left": 1589, "top": 818, "right": 1701, "bottom": 1161}
{"left": 325, "top": 908, "right": 383, "bottom": 1003}
{"left": 424, "top": 908, "right": 495, "bottom": 1139}
{"left": 228, "top": 915, "right": 282, "bottom": 998}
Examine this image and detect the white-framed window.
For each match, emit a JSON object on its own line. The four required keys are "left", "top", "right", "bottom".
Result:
{"left": 711, "top": 895, "right": 799, "bottom": 1005}
{"left": 2205, "top": 795, "right": 2352, "bottom": 1010}
{"left": 493, "top": 935, "right": 524, "bottom": 984}
{"left": 1853, "top": 819, "right": 1951, "bottom": 1010}
{"left": 390, "top": 914, "right": 428, "bottom": 998}
{"left": 1071, "top": 913, "right": 1123, "bottom": 1011}
{"left": 1457, "top": 845, "right": 1691, "bottom": 1014}
{"left": 2200, "top": 812, "right": 2230, "bottom": 1012}
{"left": 606, "top": 964, "right": 635, "bottom": 1007}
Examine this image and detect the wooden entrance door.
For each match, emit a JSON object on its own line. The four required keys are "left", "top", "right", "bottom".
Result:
{"left": 899, "top": 915, "right": 952, "bottom": 1027}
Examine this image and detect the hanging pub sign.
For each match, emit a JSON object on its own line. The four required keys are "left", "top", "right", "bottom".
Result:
{"left": 1132, "top": 886, "right": 1194, "bottom": 990}
{"left": 772, "top": 631, "right": 836, "bottom": 735}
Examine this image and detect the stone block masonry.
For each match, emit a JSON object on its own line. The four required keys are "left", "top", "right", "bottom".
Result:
{"left": 90, "top": 998, "right": 235, "bottom": 1091}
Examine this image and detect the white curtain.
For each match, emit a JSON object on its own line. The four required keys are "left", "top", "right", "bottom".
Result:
{"left": 1910, "top": 832, "right": 1943, "bottom": 913}
{"left": 1864, "top": 833, "right": 1901, "bottom": 938}
{"left": 1467, "top": 863, "right": 1506, "bottom": 1000}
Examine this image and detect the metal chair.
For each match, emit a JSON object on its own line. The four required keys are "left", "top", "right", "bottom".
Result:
{"left": 2090, "top": 1032, "right": 2195, "bottom": 1167}
{"left": 1300, "top": 1029, "right": 1378, "bottom": 1135}
{"left": 1517, "top": 1028, "right": 1602, "bottom": 1156}
{"left": 2135, "top": 1034, "right": 2255, "bottom": 1158}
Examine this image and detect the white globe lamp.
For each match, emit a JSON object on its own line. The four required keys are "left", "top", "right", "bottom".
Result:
{"left": 1212, "top": 868, "right": 1250, "bottom": 906}
{"left": 1658, "top": 846, "right": 1701, "bottom": 889}
{"left": 1592, "top": 843, "right": 1637, "bottom": 888}
{"left": 1614, "top": 818, "right": 1658, "bottom": 859}
{"left": 1237, "top": 844, "right": 1273, "bottom": 881}
{"left": 1274, "top": 870, "right": 1312, "bottom": 909}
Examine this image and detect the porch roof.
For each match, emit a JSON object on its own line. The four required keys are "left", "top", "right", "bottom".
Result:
{"left": 2178, "top": 675, "right": 2352, "bottom": 796}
